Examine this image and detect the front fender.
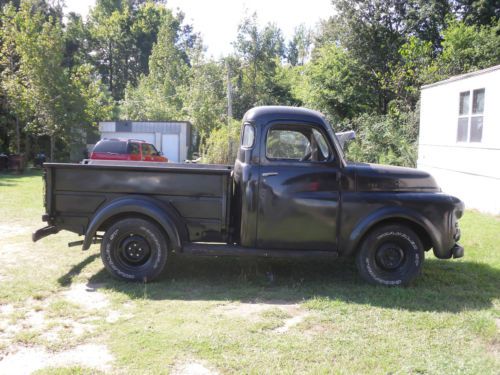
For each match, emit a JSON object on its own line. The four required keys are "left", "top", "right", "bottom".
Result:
{"left": 83, "top": 196, "right": 186, "bottom": 251}
{"left": 342, "top": 205, "right": 441, "bottom": 257}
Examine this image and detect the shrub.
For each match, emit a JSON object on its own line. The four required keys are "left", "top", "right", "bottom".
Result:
{"left": 343, "top": 104, "right": 419, "bottom": 167}
{"left": 202, "top": 119, "right": 241, "bottom": 164}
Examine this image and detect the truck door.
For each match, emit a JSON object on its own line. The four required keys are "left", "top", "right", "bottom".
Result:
{"left": 257, "top": 123, "right": 340, "bottom": 251}
{"left": 141, "top": 143, "right": 153, "bottom": 161}
{"left": 128, "top": 142, "right": 141, "bottom": 161}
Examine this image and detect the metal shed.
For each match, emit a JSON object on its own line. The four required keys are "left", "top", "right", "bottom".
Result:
{"left": 98, "top": 120, "right": 192, "bottom": 163}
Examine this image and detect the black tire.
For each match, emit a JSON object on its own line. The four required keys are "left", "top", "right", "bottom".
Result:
{"left": 356, "top": 224, "right": 424, "bottom": 286}
{"left": 100, "top": 218, "right": 168, "bottom": 282}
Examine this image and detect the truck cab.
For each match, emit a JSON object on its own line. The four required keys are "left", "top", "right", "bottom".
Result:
{"left": 233, "top": 106, "right": 344, "bottom": 251}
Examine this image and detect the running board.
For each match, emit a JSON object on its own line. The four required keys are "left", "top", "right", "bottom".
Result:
{"left": 182, "top": 243, "right": 338, "bottom": 259}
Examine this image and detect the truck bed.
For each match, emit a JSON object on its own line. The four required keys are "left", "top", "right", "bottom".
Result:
{"left": 44, "top": 161, "right": 233, "bottom": 242}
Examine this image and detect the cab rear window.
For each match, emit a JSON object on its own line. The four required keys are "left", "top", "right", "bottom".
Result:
{"left": 93, "top": 141, "right": 127, "bottom": 154}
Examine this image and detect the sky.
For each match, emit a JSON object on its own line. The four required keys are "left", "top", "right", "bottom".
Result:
{"left": 64, "top": 0, "right": 334, "bottom": 57}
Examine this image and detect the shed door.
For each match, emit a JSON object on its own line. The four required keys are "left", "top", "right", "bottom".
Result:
{"left": 162, "top": 134, "right": 180, "bottom": 162}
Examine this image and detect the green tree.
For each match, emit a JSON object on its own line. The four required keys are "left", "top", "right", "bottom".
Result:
{"left": 120, "top": 8, "right": 196, "bottom": 120}
{"left": 202, "top": 119, "right": 240, "bottom": 164}
{"left": 70, "top": 63, "right": 115, "bottom": 130}
{"left": 286, "top": 24, "right": 313, "bottom": 66}
{"left": 294, "top": 44, "right": 377, "bottom": 122}
{"left": 318, "top": 0, "right": 452, "bottom": 113}
{"left": 0, "top": 3, "right": 28, "bottom": 154}
{"left": 232, "top": 13, "right": 293, "bottom": 117}
{"left": 453, "top": 0, "right": 500, "bottom": 26}
{"left": 1, "top": 0, "right": 114, "bottom": 160}
{"left": 13, "top": 1, "right": 77, "bottom": 160}
{"left": 88, "top": 4, "right": 133, "bottom": 100}
{"left": 431, "top": 18, "right": 500, "bottom": 79}
{"left": 87, "top": 0, "right": 168, "bottom": 100}
{"left": 63, "top": 12, "right": 90, "bottom": 69}
{"left": 386, "top": 36, "right": 434, "bottom": 108}
{"left": 179, "top": 58, "right": 227, "bottom": 148}
{"left": 344, "top": 103, "right": 419, "bottom": 167}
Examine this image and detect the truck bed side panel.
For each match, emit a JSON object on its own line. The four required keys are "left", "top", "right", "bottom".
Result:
{"left": 46, "top": 163, "right": 232, "bottom": 243}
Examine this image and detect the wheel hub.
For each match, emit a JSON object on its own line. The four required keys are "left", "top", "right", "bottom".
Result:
{"left": 119, "top": 235, "right": 151, "bottom": 265}
{"left": 375, "top": 243, "right": 405, "bottom": 270}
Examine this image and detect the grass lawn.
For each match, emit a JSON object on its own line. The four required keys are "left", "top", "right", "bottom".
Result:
{"left": 0, "top": 171, "right": 499, "bottom": 374}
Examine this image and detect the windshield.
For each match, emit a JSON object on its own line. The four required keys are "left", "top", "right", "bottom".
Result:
{"left": 323, "top": 119, "right": 346, "bottom": 162}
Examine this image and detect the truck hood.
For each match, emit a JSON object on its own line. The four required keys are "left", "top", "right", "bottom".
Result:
{"left": 348, "top": 163, "right": 440, "bottom": 192}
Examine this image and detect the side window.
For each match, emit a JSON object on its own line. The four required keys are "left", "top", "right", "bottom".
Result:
{"left": 266, "top": 127, "right": 332, "bottom": 162}
{"left": 267, "top": 129, "right": 309, "bottom": 160}
{"left": 141, "top": 143, "right": 151, "bottom": 156}
{"left": 94, "top": 141, "right": 127, "bottom": 154}
{"left": 128, "top": 143, "right": 140, "bottom": 155}
{"left": 150, "top": 144, "right": 160, "bottom": 156}
{"left": 242, "top": 124, "right": 255, "bottom": 148}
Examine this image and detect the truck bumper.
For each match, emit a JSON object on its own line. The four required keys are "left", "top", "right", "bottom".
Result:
{"left": 434, "top": 242, "right": 464, "bottom": 259}
{"left": 32, "top": 226, "right": 59, "bottom": 242}
{"left": 451, "top": 243, "right": 464, "bottom": 259}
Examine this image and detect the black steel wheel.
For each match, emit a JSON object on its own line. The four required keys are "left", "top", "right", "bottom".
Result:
{"left": 100, "top": 218, "right": 168, "bottom": 282}
{"left": 356, "top": 224, "right": 424, "bottom": 286}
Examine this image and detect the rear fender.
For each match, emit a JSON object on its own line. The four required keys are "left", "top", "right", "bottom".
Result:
{"left": 83, "top": 196, "right": 186, "bottom": 251}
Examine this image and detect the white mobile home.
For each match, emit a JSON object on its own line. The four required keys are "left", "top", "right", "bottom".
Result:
{"left": 417, "top": 65, "right": 500, "bottom": 215}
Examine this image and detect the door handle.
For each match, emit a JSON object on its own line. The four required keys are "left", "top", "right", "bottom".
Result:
{"left": 262, "top": 172, "right": 279, "bottom": 177}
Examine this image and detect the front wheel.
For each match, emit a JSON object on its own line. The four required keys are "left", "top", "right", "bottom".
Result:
{"left": 356, "top": 224, "right": 424, "bottom": 286}
{"left": 100, "top": 218, "right": 168, "bottom": 282}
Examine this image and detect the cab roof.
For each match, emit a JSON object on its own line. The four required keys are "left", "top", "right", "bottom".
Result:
{"left": 243, "top": 106, "right": 327, "bottom": 126}
{"left": 99, "top": 138, "right": 148, "bottom": 143}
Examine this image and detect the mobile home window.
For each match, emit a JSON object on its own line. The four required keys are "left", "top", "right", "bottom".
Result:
{"left": 457, "top": 88, "right": 485, "bottom": 143}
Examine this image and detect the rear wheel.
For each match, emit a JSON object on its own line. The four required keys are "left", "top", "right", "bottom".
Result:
{"left": 356, "top": 224, "right": 424, "bottom": 286}
{"left": 100, "top": 218, "right": 168, "bottom": 282}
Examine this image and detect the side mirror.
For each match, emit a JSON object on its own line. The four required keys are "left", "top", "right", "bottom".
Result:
{"left": 336, "top": 130, "right": 356, "bottom": 150}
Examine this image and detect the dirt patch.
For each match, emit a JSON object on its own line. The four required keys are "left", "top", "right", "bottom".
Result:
{"left": 0, "top": 224, "right": 29, "bottom": 239}
{"left": 0, "top": 344, "right": 113, "bottom": 374}
{"left": 273, "top": 310, "right": 310, "bottom": 334}
{"left": 62, "top": 283, "right": 109, "bottom": 310}
{"left": 23, "top": 310, "right": 46, "bottom": 330}
{"left": 172, "top": 361, "right": 219, "bottom": 375}
{"left": 303, "top": 323, "right": 328, "bottom": 337}
{"left": 0, "top": 309, "right": 46, "bottom": 342}
{"left": 487, "top": 338, "right": 499, "bottom": 358}
{"left": 47, "top": 318, "right": 95, "bottom": 339}
{"left": 217, "top": 302, "right": 277, "bottom": 322}
{"left": 216, "top": 300, "right": 310, "bottom": 333}
{"left": 0, "top": 300, "right": 96, "bottom": 346}
{"left": 106, "top": 309, "right": 133, "bottom": 323}
{"left": 0, "top": 304, "right": 14, "bottom": 315}
{"left": 0, "top": 243, "right": 35, "bottom": 267}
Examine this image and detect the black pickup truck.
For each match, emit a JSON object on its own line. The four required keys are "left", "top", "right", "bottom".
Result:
{"left": 33, "top": 106, "right": 464, "bottom": 286}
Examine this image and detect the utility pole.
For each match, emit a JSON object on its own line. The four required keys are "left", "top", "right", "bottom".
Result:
{"left": 226, "top": 61, "right": 233, "bottom": 163}
{"left": 226, "top": 61, "right": 233, "bottom": 120}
